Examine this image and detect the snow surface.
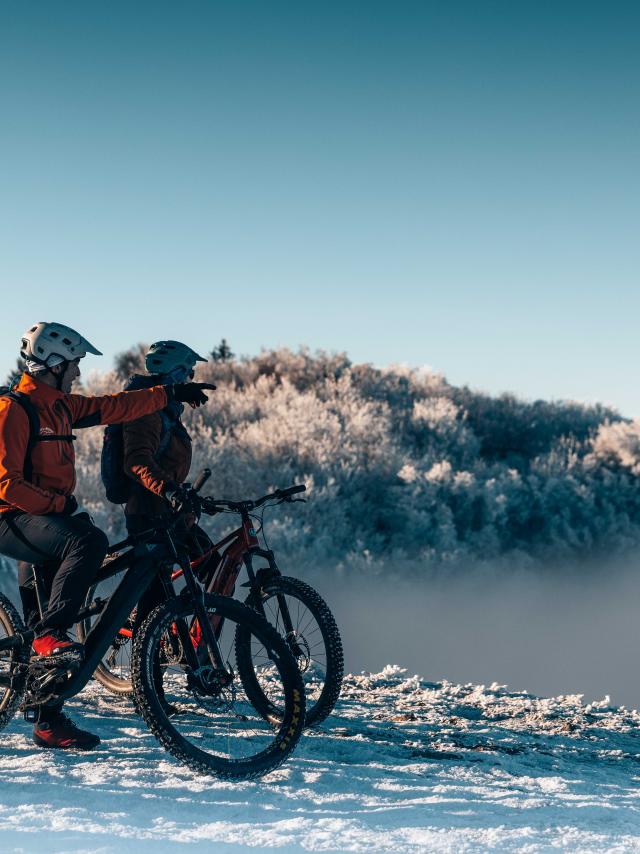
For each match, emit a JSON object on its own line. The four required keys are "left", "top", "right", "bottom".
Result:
{"left": 1, "top": 665, "right": 640, "bottom": 853}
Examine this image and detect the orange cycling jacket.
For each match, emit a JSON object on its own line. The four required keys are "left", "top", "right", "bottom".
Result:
{"left": 0, "top": 373, "right": 169, "bottom": 516}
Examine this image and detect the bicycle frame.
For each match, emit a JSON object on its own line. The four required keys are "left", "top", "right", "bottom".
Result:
{"left": 174, "top": 515, "right": 269, "bottom": 593}
{"left": 106, "top": 481, "right": 307, "bottom": 653}
{"left": 0, "top": 526, "right": 235, "bottom": 704}
{"left": 172, "top": 514, "right": 302, "bottom": 652}
{"left": 0, "top": 542, "right": 158, "bottom": 699}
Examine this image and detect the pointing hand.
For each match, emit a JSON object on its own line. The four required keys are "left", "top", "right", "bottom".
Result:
{"left": 172, "top": 382, "right": 217, "bottom": 408}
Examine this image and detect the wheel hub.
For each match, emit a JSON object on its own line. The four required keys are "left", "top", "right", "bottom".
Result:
{"left": 186, "top": 664, "right": 237, "bottom": 712}
{"left": 286, "top": 631, "right": 311, "bottom": 672}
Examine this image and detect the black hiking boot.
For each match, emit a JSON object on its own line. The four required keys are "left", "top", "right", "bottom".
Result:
{"left": 32, "top": 711, "right": 100, "bottom": 750}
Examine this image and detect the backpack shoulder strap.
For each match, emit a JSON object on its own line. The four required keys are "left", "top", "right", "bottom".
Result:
{"left": 2, "top": 391, "right": 41, "bottom": 482}
{"left": 156, "top": 410, "right": 175, "bottom": 459}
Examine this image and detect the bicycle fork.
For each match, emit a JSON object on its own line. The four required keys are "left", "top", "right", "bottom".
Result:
{"left": 243, "top": 552, "right": 306, "bottom": 660}
{"left": 168, "top": 538, "right": 233, "bottom": 690}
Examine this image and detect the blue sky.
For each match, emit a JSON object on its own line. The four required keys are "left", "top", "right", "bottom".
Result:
{"left": 1, "top": 2, "right": 638, "bottom": 414}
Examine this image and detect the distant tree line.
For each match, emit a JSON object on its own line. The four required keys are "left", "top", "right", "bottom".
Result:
{"left": 63, "top": 345, "right": 640, "bottom": 576}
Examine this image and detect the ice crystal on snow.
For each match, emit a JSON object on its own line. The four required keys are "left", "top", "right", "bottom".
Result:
{"left": 1, "top": 670, "right": 640, "bottom": 852}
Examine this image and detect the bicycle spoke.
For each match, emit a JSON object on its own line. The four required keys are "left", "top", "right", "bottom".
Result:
{"left": 147, "top": 602, "right": 292, "bottom": 764}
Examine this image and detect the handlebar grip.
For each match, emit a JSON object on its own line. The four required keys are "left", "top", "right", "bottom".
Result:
{"left": 193, "top": 468, "right": 212, "bottom": 493}
{"left": 281, "top": 484, "right": 306, "bottom": 497}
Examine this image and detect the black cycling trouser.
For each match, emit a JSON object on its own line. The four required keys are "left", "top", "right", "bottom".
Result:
{"left": 0, "top": 511, "right": 109, "bottom": 636}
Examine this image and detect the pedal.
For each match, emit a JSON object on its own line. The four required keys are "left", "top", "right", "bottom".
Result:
{"left": 30, "top": 649, "right": 84, "bottom": 668}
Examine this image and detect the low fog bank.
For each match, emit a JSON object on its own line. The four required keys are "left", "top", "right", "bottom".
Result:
{"left": 306, "top": 558, "right": 640, "bottom": 710}
{"left": 3, "top": 554, "right": 640, "bottom": 710}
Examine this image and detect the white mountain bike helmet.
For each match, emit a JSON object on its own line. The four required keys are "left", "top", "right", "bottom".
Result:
{"left": 20, "top": 322, "right": 102, "bottom": 370}
{"left": 145, "top": 340, "right": 207, "bottom": 376}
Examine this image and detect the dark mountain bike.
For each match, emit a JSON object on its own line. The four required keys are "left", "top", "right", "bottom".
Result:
{"left": 78, "top": 480, "right": 343, "bottom": 727}
{"left": 0, "top": 474, "right": 305, "bottom": 779}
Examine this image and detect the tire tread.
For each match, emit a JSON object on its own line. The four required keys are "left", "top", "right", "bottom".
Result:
{"left": 130, "top": 593, "right": 305, "bottom": 779}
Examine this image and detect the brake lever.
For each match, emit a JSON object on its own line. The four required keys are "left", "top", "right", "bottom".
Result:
{"left": 286, "top": 497, "right": 306, "bottom": 504}
{"left": 200, "top": 499, "right": 220, "bottom": 516}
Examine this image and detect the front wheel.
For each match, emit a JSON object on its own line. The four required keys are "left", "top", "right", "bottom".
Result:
{"left": 237, "top": 577, "right": 343, "bottom": 727}
{"left": 0, "top": 594, "right": 29, "bottom": 731}
{"left": 131, "top": 593, "right": 305, "bottom": 780}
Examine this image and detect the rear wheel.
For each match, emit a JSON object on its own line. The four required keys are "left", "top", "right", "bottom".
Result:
{"left": 0, "top": 594, "right": 29, "bottom": 731}
{"left": 76, "top": 581, "right": 134, "bottom": 695}
{"left": 131, "top": 593, "right": 305, "bottom": 779}
{"left": 237, "top": 577, "right": 343, "bottom": 727}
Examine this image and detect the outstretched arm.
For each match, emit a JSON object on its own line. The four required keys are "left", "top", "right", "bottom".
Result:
{"left": 66, "top": 382, "right": 216, "bottom": 427}
{"left": 66, "top": 386, "right": 169, "bottom": 428}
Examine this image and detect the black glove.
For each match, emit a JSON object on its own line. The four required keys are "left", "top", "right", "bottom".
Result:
{"left": 62, "top": 495, "right": 78, "bottom": 516}
{"left": 164, "top": 483, "right": 196, "bottom": 513}
{"left": 200, "top": 496, "right": 219, "bottom": 516}
{"left": 171, "top": 382, "right": 217, "bottom": 408}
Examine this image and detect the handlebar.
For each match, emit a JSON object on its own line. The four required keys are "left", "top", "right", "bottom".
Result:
{"left": 106, "top": 482, "right": 306, "bottom": 554}
{"left": 202, "top": 483, "right": 307, "bottom": 514}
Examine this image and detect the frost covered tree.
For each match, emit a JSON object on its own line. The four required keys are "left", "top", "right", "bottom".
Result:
{"left": 113, "top": 344, "right": 147, "bottom": 382}
{"left": 61, "top": 347, "right": 640, "bottom": 576}
{"left": 210, "top": 338, "right": 234, "bottom": 362}
{"left": 4, "top": 358, "right": 26, "bottom": 389}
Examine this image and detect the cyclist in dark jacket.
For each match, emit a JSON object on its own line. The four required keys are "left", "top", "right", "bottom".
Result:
{"left": 122, "top": 341, "right": 203, "bottom": 525}
{"left": 122, "top": 341, "right": 220, "bottom": 626}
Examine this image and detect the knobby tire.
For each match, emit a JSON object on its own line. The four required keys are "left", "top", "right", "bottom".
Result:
{"left": 0, "top": 594, "right": 29, "bottom": 731}
{"left": 130, "top": 593, "right": 305, "bottom": 779}
{"left": 237, "top": 576, "right": 343, "bottom": 727}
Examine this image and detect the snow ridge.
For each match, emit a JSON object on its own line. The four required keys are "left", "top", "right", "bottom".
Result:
{"left": 1, "top": 667, "right": 640, "bottom": 852}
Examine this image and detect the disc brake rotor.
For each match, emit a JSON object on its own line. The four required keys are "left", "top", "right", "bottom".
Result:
{"left": 286, "top": 630, "right": 311, "bottom": 672}
{"left": 160, "top": 629, "right": 184, "bottom": 665}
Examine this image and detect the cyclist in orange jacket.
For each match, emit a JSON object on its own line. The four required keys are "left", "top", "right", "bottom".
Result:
{"left": 0, "top": 322, "right": 215, "bottom": 749}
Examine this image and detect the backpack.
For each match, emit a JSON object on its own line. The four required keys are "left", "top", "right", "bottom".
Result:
{"left": 0, "top": 388, "right": 76, "bottom": 485}
{"left": 100, "top": 375, "right": 186, "bottom": 505}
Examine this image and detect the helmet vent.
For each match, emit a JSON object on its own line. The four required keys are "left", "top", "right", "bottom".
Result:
{"left": 49, "top": 331, "right": 59, "bottom": 338}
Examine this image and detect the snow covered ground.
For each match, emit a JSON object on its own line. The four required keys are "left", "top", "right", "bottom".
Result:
{"left": 1, "top": 666, "right": 640, "bottom": 853}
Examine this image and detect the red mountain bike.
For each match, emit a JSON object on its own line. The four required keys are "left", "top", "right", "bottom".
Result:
{"left": 78, "top": 480, "right": 343, "bottom": 727}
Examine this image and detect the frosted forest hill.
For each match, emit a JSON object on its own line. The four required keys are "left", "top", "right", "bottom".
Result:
{"left": 7, "top": 345, "right": 640, "bottom": 579}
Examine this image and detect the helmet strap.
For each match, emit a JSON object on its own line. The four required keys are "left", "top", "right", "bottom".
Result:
{"left": 48, "top": 360, "right": 68, "bottom": 391}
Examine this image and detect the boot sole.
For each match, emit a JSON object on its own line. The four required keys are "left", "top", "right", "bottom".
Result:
{"left": 33, "top": 734, "right": 101, "bottom": 750}
{"left": 30, "top": 650, "right": 84, "bottom": 666}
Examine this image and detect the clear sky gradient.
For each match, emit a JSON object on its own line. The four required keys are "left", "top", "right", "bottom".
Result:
{"left": 1, "top": 2, "right": 638, "bottom": 414}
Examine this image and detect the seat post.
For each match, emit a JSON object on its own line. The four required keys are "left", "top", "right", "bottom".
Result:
{"left": 30, "top": 565, "right": 48, "bottom": 621}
